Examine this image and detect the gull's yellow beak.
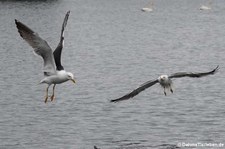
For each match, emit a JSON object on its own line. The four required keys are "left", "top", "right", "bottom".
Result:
{"left": 71, "top": 79, "right": 76, "bottom": 83}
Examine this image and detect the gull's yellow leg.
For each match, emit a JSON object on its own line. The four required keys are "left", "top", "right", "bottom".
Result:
{"left": 170, "top": 85, "right": 173, "bottom": 93}
{"left": 45, "top": 85, "right": 50, "bottom": 103}
{"left": 51, "top": 84, "right": 56, "bottom": 101}
{"left": 164, "top": 87, "right": 167, "bottom": 96}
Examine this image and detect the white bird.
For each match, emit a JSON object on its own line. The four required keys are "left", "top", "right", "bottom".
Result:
{"left": 111, "top": 66, "right": 219, "bottom": 102}
{"left": 200, "top": 5, "right": 211, "bottom": 10}
{"left": 15, "top": 11, "right": 76, "bottom": 103}
{"left": 141, "top": 0, "right": 154, "bottom": 12}
{"left": 200, "top": 0, "right": 212, "bottom": 10}
{"left": 141, "top": 7, "right": 153, "bottom": 12}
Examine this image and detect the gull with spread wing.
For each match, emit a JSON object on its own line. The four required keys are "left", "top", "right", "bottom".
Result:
{"left": 15, "top": 11, "right": 75, "bottom": 103}
{"left": 111, "top": 66, "right": 219, "bottom": 102}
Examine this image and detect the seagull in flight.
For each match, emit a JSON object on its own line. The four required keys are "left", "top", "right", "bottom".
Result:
{"left": 15, "top": 11, "right": 76, "bottom": 103}
{"left": 111, "top": 66, "right": 219, "bottom": 102}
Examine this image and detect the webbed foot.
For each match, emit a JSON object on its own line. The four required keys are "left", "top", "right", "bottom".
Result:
{"left": 51, "top": 95, "right": 55, "bottom": 101}
{"left": 45, "top": 96, "right": 48, "bottom": 103}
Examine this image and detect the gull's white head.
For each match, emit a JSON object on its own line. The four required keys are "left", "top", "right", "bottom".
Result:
{"left": 67, "top": 72, "right": 75, "bottom": 83}
{"left": 158, "top": 75, "right": 169, "bottom": 82}
{"left": 158, "top": 75, "right": 173, "bottom": 95}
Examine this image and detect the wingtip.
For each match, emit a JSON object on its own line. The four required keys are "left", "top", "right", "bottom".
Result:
{"left": 110, "top": 97, "right": 129, "bottom": 103}
{"left": 216, "top": 65, "right": 219, "bottom": 69}
{"left": 215, "top": 65, "right": 219, "bottom": 70}
{"left": 213, "top": 65, "right": 219, "bottom": 73}
{"left": 15, "top": 19, "right": 22, "bottom": 29}
{"left": 15, "top": 19, "right": 20, "bottom": 30}
{"left": 15, "top": 19, "right": 18, "bottom": 24}
{"left": 110, "top": 99, "right": 117, "bottom": 103}
{"left": 110, "top": 98, "right": 121, "bottom": 103}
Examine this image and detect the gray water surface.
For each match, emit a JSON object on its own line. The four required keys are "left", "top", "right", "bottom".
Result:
{"left": 0, "top": 0, "right": 225, "bottom": 149}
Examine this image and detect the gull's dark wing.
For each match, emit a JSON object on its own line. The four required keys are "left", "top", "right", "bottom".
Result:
{"left": 15, "top": 19, "right": 56, "bottom": 76}
{"left": 169, "top": 65, "right": 219, "bottom": 79}
{"left": 110, "top": 79, "right": 158, "bottom": 102}
{"left": 94, "top": 146, "right": 100, "bottom": 149}
{"left": 53, "top": 11, "right": 70, "bottom": 71}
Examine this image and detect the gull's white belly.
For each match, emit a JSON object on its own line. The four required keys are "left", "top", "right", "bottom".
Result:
{"left": 43, "top": 75, "right": 68, "bottom": 84}
{"left": 41, "top": 70, "right": 69, "bottom": 85}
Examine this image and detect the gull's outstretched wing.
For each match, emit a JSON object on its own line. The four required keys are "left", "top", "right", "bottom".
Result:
{"left": 53, "top": 11, "right": 70, "bottom": 71}
{"left": 169, "top": 65, "right": 219, "bottom": 79}
{"left": 111, "top": 79, "right": 158, "bottom": 102}
{"left": 15, "top": 19, "right": 56, "bottom": 76}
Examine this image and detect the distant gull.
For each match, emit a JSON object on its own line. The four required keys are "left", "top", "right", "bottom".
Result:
{"left": 111, "top": 66, "right": 219, "bottom": 102}
{"left": 200, "top": 0, "right": 212, "bottom": 10}
{"left": 15, "top": 11, "right": 75, "bottom": 103}
{"left": 141, "top": 7, "right": 153, "bottom": 12}
{"left": 141, "top": 0, "right": 154, "bottom": 12}
{"left": 199, "top": 5, "right": 211, "bottom": 10}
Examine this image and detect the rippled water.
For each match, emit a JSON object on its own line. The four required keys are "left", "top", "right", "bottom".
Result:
{"left": 0, "top": 0, "right": 225, "bottom": 149}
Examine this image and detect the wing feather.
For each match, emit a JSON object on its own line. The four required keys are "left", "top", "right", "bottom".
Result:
{"left": 169, "top": 65, "right": 219, "bottom": 79}
{"left": 15, "top": 19, "right": 56, "bottom": 76}
{"left": 53, "top": 11, "right": 70, "bottom": 71}
{"left": 110, "top": 79, "right": 158, "bottom": 102}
